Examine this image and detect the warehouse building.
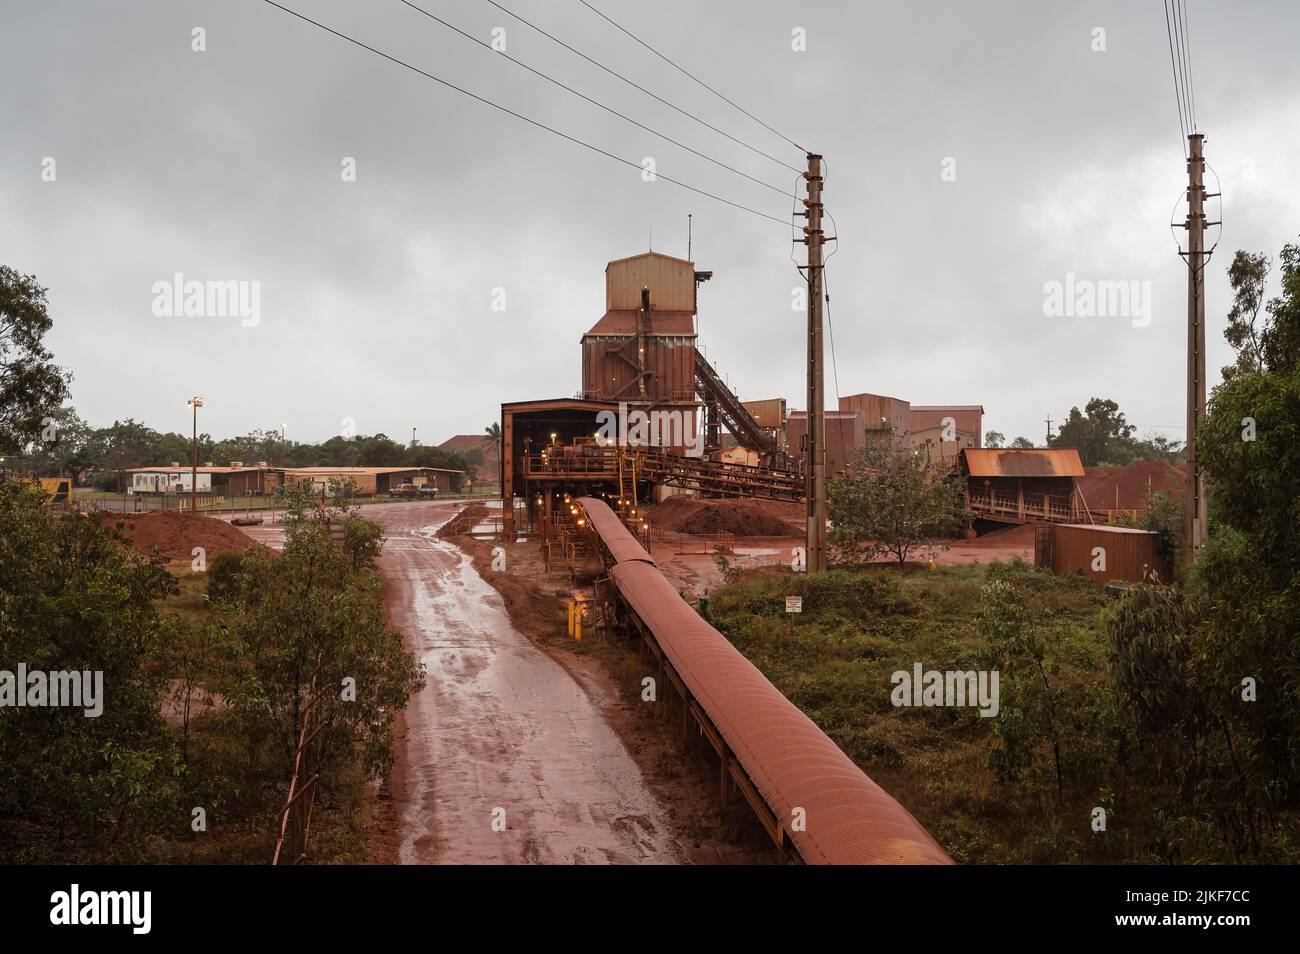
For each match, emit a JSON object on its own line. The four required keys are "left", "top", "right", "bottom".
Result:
{"left": 278, "top": 466, "right": 462, "bottom": 496}
{"left": 127, "top": 463, "right": 277, "bottom": 496}
{"left": 960, "top": 447, "right": 1085, "bottom": 524}
{"left": 128, "top": 464, "right": 463, "bottom": 497}
{"left": 839, "top": 392, "right": 910, "bottom": 452}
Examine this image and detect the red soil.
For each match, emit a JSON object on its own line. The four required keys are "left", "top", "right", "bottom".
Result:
{"left": 98, "top": 510, "right": 254, "bottom": 563}
{"left": 647, "top": 496, "right": 802, "bottom": 537}
{"left": 1079, "top": 460, "right": 1185, "bottom": 512}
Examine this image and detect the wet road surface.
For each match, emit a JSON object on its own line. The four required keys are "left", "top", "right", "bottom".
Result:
{"left": 236, "top": 502, "right": 682, "bottom": 864}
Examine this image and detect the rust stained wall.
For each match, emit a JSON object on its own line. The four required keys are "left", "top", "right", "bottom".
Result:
{"left": 1046, "top": 524, "right": 1164, "bottom": 583}
{"left": 786, "top": 411, "right": 865, "bottom": 477}
{"left": 910, "top": 406, "right": 983, "bottom": 446}
{"left": 606, "top": 253, "right": 696, "bottom": 312}
{"left": 742, "top": 398, "right": 787, "bottom": 430}
{"left": 839, "top": 393, "right": 910, "bottom": 451}
{"left": 581, "top": 334, "right": 696, "bottom": 405}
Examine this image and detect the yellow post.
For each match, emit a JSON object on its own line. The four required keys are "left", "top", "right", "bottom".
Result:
{"left": 574, "top": 603, "right": 582, "bottom": 641}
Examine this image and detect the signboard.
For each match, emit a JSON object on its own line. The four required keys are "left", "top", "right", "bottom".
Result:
{"left": 785, "top": 596, "right": 803, "bottom": 614}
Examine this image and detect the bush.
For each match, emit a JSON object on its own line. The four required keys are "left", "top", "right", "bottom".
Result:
{"left": 206, "top": 550, "right": 245, "bottom": 604}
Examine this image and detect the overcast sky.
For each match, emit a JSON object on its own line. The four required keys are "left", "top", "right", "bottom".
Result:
{"left": 3, "top": 0, "right": 1298, "bottom": 448}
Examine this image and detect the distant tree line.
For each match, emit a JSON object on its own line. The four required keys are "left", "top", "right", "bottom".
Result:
{"left": 14, "top": 412, "right": 481, "bottom": 489}
{"left": 984, "top": 399, "right": 1186, "bottom": 468}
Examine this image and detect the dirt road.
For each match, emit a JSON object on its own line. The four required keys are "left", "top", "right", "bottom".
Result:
{"left": 235, "top": 502, "right": 683, "bottom": 864}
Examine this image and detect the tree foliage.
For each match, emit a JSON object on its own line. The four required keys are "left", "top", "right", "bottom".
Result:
{"left": 217, "top": 484, "right": 424, "bottom": 786}
{"left": 0, "top": 266, "right": 70, "bottom": 454}
{"left": 0, "top": 480, "right": 178, "bottom": 860}
{"left": 828, "top": 444, "right": 965, "bottom": 565}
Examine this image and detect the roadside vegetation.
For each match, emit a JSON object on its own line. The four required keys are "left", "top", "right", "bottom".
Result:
{"left": 708, "top": 234, "right": 1300, "bottom": 864}
{"left": 0, "top": 477, "right": 423, "bottom": 863}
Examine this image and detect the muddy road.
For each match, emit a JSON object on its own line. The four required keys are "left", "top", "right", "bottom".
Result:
{"left": 237, "top": 501, "right": 684, "bottom": 864}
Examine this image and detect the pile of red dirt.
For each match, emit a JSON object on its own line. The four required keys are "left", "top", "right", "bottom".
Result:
{"left": 647, "top": 496, "right": 801, "bottom": 537}
{"left": 98, "top": 510, "right": 254, "bottom": 563}
{"left": 1079, "top": 460, "right": 1185, "bottom": 512}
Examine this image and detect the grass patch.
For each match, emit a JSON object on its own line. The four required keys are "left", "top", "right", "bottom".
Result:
{"left": 706, "top": 557, "right": 1122, "bottom": 864}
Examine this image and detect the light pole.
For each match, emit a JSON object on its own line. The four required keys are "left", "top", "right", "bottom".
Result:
{"left": 187, "top": 396, "right": 204, "bottom": 514}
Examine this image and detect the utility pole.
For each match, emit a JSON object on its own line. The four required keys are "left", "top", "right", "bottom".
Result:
{"left": 1183, "top": 132, "right": 1210, "bottom": 563}
{"left": 1044, "top": 415, "right": 1053, "bottom": 446}
{"left": 187, "top": 396, "right": 204, "bottom": 515}
{"left": 802, "top": 153, "right": 827, "bottom": 573}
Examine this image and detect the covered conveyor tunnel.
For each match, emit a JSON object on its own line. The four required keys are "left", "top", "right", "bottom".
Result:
{"left": 576, "top": 496, "right": 952, "bottom": 865}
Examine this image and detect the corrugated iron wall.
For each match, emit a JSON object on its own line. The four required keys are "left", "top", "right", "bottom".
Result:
{"left": 581, "top": 334, "right": 697, "bottom": 405}
{"left": 606, "top": 254, "right": 695, "bottom": 312}
{"left": 742, "top": 398, "right": 787, "bottom": 429}
{"left": 1047, "top": 525, "right": 1163, "bottom": 583}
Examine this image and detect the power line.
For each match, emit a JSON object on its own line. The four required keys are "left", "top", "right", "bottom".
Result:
{"left": 1171, "top": 0, "right": 1195, "bottom": 134}
{"left": 260, "top": 1, "right": 791, "bottom": 227}
{"left": 1162, "top": 0, "right": 1189, "bottom": 154}
{"left": 483, "top": 0, "right": 801, "bottom": 174}
{"left": 393, "top": 0, "right": 789, "bottom": 196}
{"left": 1179, "top": 0, "right": 1198, "bottom": 132}
{"left": 576, "top": 0, "right": 805, "bottom": 154}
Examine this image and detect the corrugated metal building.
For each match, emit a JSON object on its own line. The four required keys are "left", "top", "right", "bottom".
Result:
{"left": 786, "top": 409, "right": 865, "bottom": 478}
{"left": 127, "top": 464, "right": 276, "bottom": 496}
{"left": 838, "top": 392, "right": 910, "bottom": 451}
{"left": 961, "top": 447, "right": 1084, "bottom": 523}
{"left": 740, "top": 397, "right": 786, "bottom": 430}
{"left": 1035, "top": 523, "right": 1166, "bottom": 584}
{"left": 580, "top": 253, "right": 702, "bottom": 440}
{"left": 277, "top": 466, "right": 462, "bottom": 496}
{"left": 910, "top": 405, "right": 983, "bottom": 461}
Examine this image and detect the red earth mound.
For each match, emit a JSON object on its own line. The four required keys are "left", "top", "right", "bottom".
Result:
{"left": 1080, "top": 460, "right": 1184, "bottom": 512}
{"left": 98, "top": 510, "right": 254, "bottom": 563}
{"left": 647, "top": 496, "right": 801, "bottom": 537}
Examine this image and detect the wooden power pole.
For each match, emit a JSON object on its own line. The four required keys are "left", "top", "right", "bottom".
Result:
{"left": 803, "top": 153, "right": 827, "bottom": 572}
{"left": 1183, "top": 133, "right": 1210, "bottom": 563}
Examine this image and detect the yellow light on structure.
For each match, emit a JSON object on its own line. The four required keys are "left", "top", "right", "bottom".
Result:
{"left": 577, "top": 518, "right": 586, "bottom": 526}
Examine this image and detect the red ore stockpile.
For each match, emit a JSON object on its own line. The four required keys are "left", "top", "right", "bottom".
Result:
{"left": 97, "top": 510, "right": 255, "bottom": 563}
{"left": 647, "top": 496, "right": 802, "bottom": 537}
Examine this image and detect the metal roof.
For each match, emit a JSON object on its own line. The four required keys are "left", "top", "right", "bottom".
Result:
{"left": 583, "top": 309, "right": 696, "bottom": 336}
{"left": 128, "top": 465, "right": 261, "bottom": 474}
{"left": 279, "top": 466, "right": 464, "bottom": 475}
{"left": 961, "top": 447, "right": 1084, "bottom": 478}
{"left": 605, "top": 250, "right": 693, "bottom": 268}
